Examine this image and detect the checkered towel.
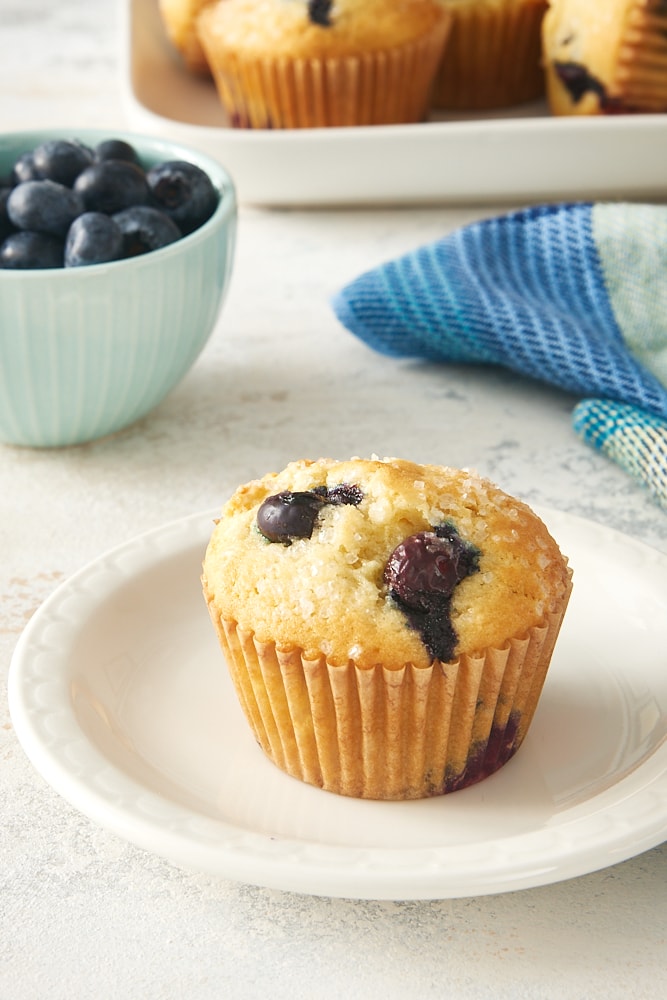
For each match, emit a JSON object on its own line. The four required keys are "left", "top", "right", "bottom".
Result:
{"left": 332, "top": 203, "right": 667, "bottom": 510}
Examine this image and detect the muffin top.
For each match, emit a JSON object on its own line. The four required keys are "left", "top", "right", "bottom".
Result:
{"left": 159, "top": 0, "right": 214, "bottom": 72}
{"left": 202, "top": 457, "right": 570, "bottom": 670}
{"left": 160, "top": 0, "right": 213, "bottom": 46}
{"left": 196, "top": 0, "right": 450, "bottom": 59}
{"left": 542, "top": 0, "right": 632, "bottom": 113}
{"left": 444, "top": 0, "right": 546, "bottom": 9}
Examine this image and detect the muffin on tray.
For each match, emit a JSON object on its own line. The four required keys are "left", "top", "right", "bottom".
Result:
{"left": 158, "top": 0, "right": 215, "bottom": 74}
{"left": 432, "top": 0, "right": 548, "bottom": 110}
{"left": 202, "top": 457, "right": 572, "bottom": 800}
{"left": 542, "top": 0, "right": 667, "bottom": 115}
{"left": 195, "top": 0, "right": 452, "bottom": 128}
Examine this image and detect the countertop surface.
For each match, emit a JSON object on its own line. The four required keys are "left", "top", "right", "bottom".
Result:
{"left": 2, "top": 2, "right": 666, "bottom": 999}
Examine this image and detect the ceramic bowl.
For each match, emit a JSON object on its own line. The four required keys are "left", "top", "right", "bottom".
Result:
{"left": 0, "top": 128, "right": 236, "bottom": 447}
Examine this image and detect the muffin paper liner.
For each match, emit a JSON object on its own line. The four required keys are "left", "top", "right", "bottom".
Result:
{"left": 614, "top": 4, "right": 667, "bottom": 110}
{"left": 432, "top": 2, "right": 547, "bottom": 111}
{"left": 204, "top": 570, "right": 572, "bottom": 800}
{"left": 199, "top": 21, "right": 451, "bottom": 128}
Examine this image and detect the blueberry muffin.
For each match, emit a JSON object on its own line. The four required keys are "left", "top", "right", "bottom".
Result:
{"left": 543, "top": 0, "right": 667, "bottom": 115}
{"left": 158, "top": 0, "right": 215, "bottom": 74}
{"left": 432, "top": 0, "right": 548, "bottom": 110}
{"left": 202, "top": 457, "right": 572, "bottom": 800}
{"left": 195, "top": 0, "right": 452, "bottom": 127}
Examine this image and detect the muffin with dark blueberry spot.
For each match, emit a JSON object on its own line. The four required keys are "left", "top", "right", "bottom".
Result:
{"left": 202, "top": 457, "right": 572, "bottom": 799}
{"left": 543, "top": 0, "right": 667, "bottom": 115}
{"left": 195, "top": 0, "right": 452, "bottom": 128}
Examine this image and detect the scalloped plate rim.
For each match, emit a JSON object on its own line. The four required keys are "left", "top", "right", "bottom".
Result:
{"left": 8, "top": 506, "right": 667, "bottom": 899}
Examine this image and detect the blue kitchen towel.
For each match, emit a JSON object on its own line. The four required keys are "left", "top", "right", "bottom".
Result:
{"left": 332, "top": 202, "right": 667, "bottom": 509}
{"left": 573, "top": 399, "right": 667, "bottom": 508}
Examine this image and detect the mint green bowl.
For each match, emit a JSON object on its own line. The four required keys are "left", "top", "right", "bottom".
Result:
{"left": 0, "top": 129, "right": 236, "bottom": 447}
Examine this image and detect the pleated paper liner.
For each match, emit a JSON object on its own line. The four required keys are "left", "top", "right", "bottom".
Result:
{"left": 198, "top": 20, "right": 451, "bottom": 128}
{"left": 205, "top": 572, "right": 572, "bottom": 800}
{"left": 431, "top": 1, "right": 548, "bottom": 111}
{"left": 614, "top": 2, "right": 667, "bottom": 110}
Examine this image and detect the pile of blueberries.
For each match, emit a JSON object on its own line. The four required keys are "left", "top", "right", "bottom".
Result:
{"left": 0, "top": 137, "right": 219, "bottom": 269}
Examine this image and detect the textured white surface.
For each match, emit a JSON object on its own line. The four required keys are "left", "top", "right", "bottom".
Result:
{"left": 2, "top": 2, "right": 667, "bottom": 998}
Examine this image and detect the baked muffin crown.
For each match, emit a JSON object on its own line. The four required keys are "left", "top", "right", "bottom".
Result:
{"left": 197, "top": 0, "right": 450, "bottom": 59}
{"left": 203, "top": 457, "right": 570, "bottom": 669}
{"left": 543, "top": 0, "right": 667, "bottom": 114}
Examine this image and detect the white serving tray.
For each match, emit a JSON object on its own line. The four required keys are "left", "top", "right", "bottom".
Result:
{"left": 121, "top": 0, "right": 667, "bottom": 207}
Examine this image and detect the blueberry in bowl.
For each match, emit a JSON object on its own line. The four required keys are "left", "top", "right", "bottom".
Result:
{"left": 1, "top": 135, "right": 223, "bottom": 268}
{"left": 0, "top": 129, "right": 236, "bottom": 447}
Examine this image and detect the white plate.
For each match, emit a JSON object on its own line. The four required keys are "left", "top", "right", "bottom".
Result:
{"left": 121, "top": 0, "right": 667, "bottom": 206}
{"left": 8, "top": 507, "right": 667, "bottom": 900}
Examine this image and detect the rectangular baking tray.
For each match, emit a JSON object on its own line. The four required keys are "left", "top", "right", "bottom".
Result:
{"left": 121, "top": 0, "right": 667, "bottom": 207}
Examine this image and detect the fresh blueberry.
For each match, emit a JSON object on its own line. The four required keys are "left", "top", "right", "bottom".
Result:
{"left": 7, "top": 180, "right": 84, "bottom": 238}
{"left": 256, "top": 491, "right": 325, "bottom": 544}
{"left": 74, "top": 160, "right": 149, "bottom": 214}
{"left": 0, "top": 137, "right": 217, "bottom": 269}
{"left": 0, "top": 230, "right": 64, "bottom": 269}
{"left": 94, "top": 139, "right": 141, "bottom": 166}
{"left": 146, "top": 160, "right": 217, "bottom": 235}
{"left": 257, "top": 484, "right": 363, "bottom": 544}
{"left": 11, "top": 152, "right": 40, "bottom": 185}
{"left": 112, "top": 205, "right": 181, "bottom": 257}
{"left": 0, "top": 188, "right": 15, "bottom": 241}
{"left": 32, "top": 138, "right": 94, "bottom": 186}
{"left": 64, "top": 212, "right": 124, "bottom": 267}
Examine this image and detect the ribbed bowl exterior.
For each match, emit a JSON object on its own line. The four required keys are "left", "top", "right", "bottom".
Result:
{"left": 0, "top": 129, "right": 236, "bottom": 447}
